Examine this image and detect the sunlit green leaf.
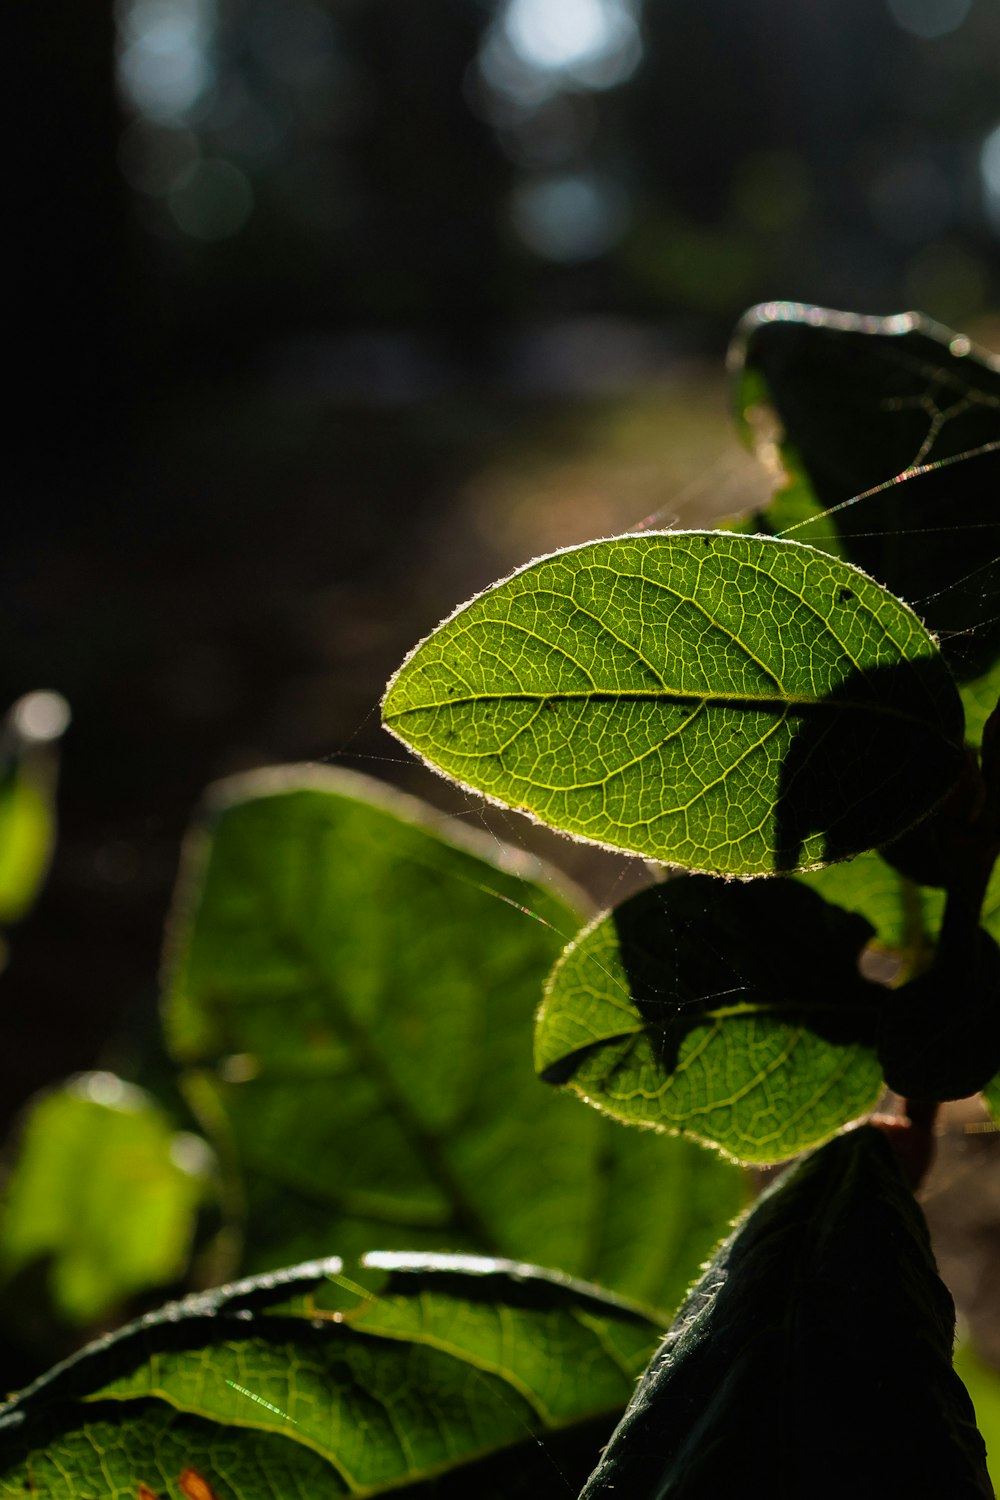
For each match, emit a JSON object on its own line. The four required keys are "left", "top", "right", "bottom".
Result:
{"left": 0, "top": 769, "right": 52, "bottom": 927}
{"left": 976, "top": 864, "right": 1000, "bottom": 967}
{"left": 580, "top": 1126, "right": 992, "bottom": 1498}
{"left": 0, "top": 1254, "right": 663, "bottom": 1498}
{"left": 164, "top": 768, "right": 745, "bottom": 1309}
{"left": 383, "top": 532, "right": 964, "bottom": 877}
{"left": 731, "top": 302, "right": 1000, "bottom": 680}
{"left": 955, "top": 1335, "right": 1000, "bottom": 1495}
{"left": 795, "top": 850, "right": 943, "bottom": 958}
{"left": 535, "top": 876, "right": 884, "bottom": 1163}
{"left": 0, "top": 692, "right": 70, "bottom": 926}
{"left": 0, "top": 1074, "right": 212, "bottom": 1326}
{"left": 961, "top": 659, "right": 1000, "bottom": 747}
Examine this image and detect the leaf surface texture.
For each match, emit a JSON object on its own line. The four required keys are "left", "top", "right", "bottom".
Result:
{"left": 0, "top": 1254, "right": 662, "bottom": 1498}
{"left": 536, "top": 875, "right": 884, "bottom": 1161}
{"left": 383, "top": 532, "right": 964, "bottom": 875}
{"left": 580, "top": 1126, "right": 992, "bottom": 1498}
{"left": 165, "top": 768, "right": 744, "bottom": 1307}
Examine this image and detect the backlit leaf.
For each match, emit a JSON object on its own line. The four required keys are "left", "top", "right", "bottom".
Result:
{"left": 961, "top": 657, "right": 1000, "bottom": 746}
{"left": 955, "top": 1336, "right": 1000, "bottom": 1497}
{"left": 535, "top": 875, "right": 884, "bottom": 1162}
{"left": 164, "top": 768, "right": 744, "bottom": 1309}
{"left": 731, "top": 302, "right": 1000, "bottom": 680}
{"left": 580, "top": 1126, "right": 992, "bottom": 1498}
{"left": 795, "top": 850, "right": 943, "bottom": 959}
{"left": 0, "top": 1074, "right": 212, "bottom": 1326}
{"left": 383, "top": 532, "right": 965, "bottom": 876}
{"left": 0, "top": 1254, "right": 663, "bottom": 1499}
{"left": 0, "top": 692, "right": 70, "bottom": 926}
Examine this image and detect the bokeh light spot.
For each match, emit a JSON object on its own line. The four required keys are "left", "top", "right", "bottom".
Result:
{"left": 116, "top": 0, "right": 215, "bottom": 121}
{"left": 510, "top": 172, "right": 628, "bottom": 261}
{"left": 886, "top": 0, "right": 970, "bottom": 40}
{"left": 10, "top": 692, "right": 71, "bottom": 745}
{"left": 168, "top": 158, "right": 253, "bottom": 239}
{"left": 981, "top": 123, "right": 1000, "bottom": 233}
{"left": 504, "top": 0, "right": 640, "bottom": 81}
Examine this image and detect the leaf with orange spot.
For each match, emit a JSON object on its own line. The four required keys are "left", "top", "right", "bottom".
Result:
{"left": 178, "top": 1470, "right": 217, "bottom": 1500}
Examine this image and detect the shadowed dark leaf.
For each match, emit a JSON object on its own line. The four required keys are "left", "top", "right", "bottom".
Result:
{"left": 579, "top": 1126, "right": 992, "bottom": 1499}
{"left": 731, "top": 303, "right": 1000, "bottom": 681}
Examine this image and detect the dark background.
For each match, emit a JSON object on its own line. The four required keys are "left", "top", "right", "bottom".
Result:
{"left": 6, "top": 0, "right": 1000, "bottom": 1354}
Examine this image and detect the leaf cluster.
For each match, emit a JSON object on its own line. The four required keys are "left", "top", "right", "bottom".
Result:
{"left": 5, "top": 306, "right": 1000, "bottom": 1495}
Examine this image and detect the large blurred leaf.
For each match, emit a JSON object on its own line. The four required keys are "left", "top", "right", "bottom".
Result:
{"left": 0, "top": 1253, "right": 663, "bottom": 1498}
{"left": 383, "top": 532, "right": 964, "bottom": 876}
{"left": 536, "top": 876, "right": 884, "bottom": 1163}
{"left": 580, "top": 1125, "right": 992, "bottom": 1498}
{"left": 731, "top": 302, "right": 1000, "bottom": 680}
{"left": 164, "top": 768, "right": 745, "bottom": 1308}
{"left": 0, "top": 1074, "right": 212, "bottom": 1326}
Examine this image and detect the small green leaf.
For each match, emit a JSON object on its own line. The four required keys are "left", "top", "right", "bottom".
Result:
{"left": 580, "top": 1126, "right": 992, "bottom": 1498}
{"left": 982, "top": 1070, "right": 1000, "bottom": 1126}
{"left": 0, "top": 1254, "right": 664, "bottom": 1498}
{"left": 0, "top": 770, "right": 51, "bottom": 927}
{"left": 0, "top": 692, "right": 70, "bottom": 926}
{"left": 976, "top": 863, "right": 1000, "bottom": 958}
{"left": 164, "top": 768, "right": 745, "bottom": 1308}
{"left": 795, "top": 850, "right": 944, "bottom": 957}
{"left": 961, "top": 658, "right": 1000, "bottom": 747}
{"left": 731, "top": 302, "right": 1000, "bottom": 681}
{"left": 535, "top": 876, "right": 885, "bottom": 1163}
{"left": 383, "top": 532, "right": 964, "bottom": 877}
{"left": 0, "top": 1074, "right": 212, "bottom": 1326}
{"left": 955, "top": 1336, "right": 1000, "bottom": 1496}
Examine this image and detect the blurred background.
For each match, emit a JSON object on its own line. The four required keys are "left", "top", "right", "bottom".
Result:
{"left": 5, "top": 0, "right": 1000, "bottom": 1378}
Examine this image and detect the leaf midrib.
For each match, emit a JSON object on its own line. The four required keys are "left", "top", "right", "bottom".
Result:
{"left": 393, "top": 687, "right": 948, "bottom": 734}
{"left": 268, "top": 923, "right": 502, "bottom": 1254}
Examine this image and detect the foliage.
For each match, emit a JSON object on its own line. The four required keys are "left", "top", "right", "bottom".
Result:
{"left": 4, "top": 304, "right": 1000, "bottom": 1495}
{"left": 0, "top": 1074, "right": 211, "bottom": 1327}
{"left": 0, "top": 1256, "right": 662, "bottom": 1499}
{"left": 582, "top": 1126, "right": 990, "bottom": 1497}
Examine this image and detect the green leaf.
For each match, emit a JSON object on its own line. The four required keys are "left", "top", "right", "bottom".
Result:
{"left": 0, "top": 769, "right": 52, "bottom": 927}
{"left": 976, "top": 863, "right": 1000, "bottom": 967}
{"left": 164, "top": 768, "right": 745, "bottom": 1309}
{"left": 383, "top": 531, "right": 965, "bottom": 877}
{"left": 795, "top": 850, "right": 944, "bottom": 958}
{"left": 961, "top": 658, "right": 1000, "bottom": 747}
{"left": 535, "top": 875, "right": 885, "bottom": 1163}
{"left": 955, "top": 1336, "right": 1000, "bottom": 1496}
{"left": 0, "top": 1254, "right": 663, "bottom": 1498}
{"left": 0, "top": 692, "right": 70, "bottom": 926}
{"left": 0, "top": 1074, "right": 212, "bottom": 1326}
{"left": 580, "top": 1125, "right": 992, "bottom": 1498}
{"left": 731, "top": 302, "right": 1000, "bottom": 681}
{"left": 982, "top": 1070, "right": 1000, "bottom": 1127}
